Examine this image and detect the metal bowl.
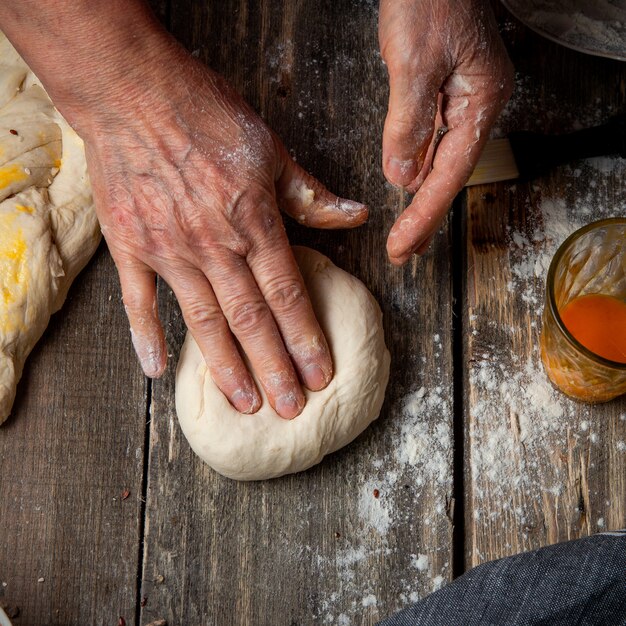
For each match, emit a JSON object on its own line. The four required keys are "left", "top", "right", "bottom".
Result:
{"left": 502, "top": 0, "right": 626, "bottom": 62}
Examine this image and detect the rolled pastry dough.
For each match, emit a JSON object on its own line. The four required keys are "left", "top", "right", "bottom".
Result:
{"left": 0, "top": 32, "right": 100, "bottom": 422}
{"left": 176, "top": 246, "right": 390, "bottom": 480}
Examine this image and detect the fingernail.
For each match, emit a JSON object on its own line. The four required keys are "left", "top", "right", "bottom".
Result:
{"left": 302, "top": 363, "right": 330, "bottom": 391}
{"left": 141, "top": 354, "right": 163, "bottom": 378}
{"left": 387, "top": 157, "right": 417, "bottom": 185}
{"left": 335, "top": 199, "right": 368, "bottom": 219}
{"left": 131, "top": 329, "right": 164, "bottom": 378}
{"left": 275, "top": 392, "right": 305, "bottom": 420}
{"left": 232, "top": 389, "right": 260, "bottom": 414}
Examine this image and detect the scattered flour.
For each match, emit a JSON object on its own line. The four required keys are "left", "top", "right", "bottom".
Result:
{"left": 264, "top": 5, "right": 626, "bottom": 623}
{"left": 315, "top": 379, "right": 453, "bottom": 622}
{"left": 278, "top": 7, "right": 453, "bottom": 617}
{"left": 470, "top": 356, "right": 574, "bottom": 500}
{"left": 469, "top": 159, "right": 626, "bottom": 537}
{"left": 358, "top": 478, "right": 392, "bottom": 536}
{"left": 362, "top": 594, "right": 378, "bottom": 608}
{"left": 395, "top": 387, "right": 452, "bottom": 489}
{"left": 411, "top": 554, "right": 430, "bottom": 572}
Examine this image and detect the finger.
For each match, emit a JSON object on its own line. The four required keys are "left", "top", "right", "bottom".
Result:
{"left": 246, "top": 217, "right": 333, "bottom": 392}
{"left": 202, "top": 249, "right": 306, "bottom": 420}
{"left": 382, "top": 68, "right": 441, "bottom": 187}
{"left": 115, "top": 256, "right": 167, "bottom": 378}
{"left": 387, "top": 111, "right": 491, "bottom": 264}
{"left": 167, "top": 267, "right": 262, "bottom": 415}
{"left": 275, "top": 138, "right": 368, "bottom": 229}
{"left": 416, "top": 232, "right": 436, "bottom": 257}
{"left": 406, "top": 100, "right": 446, "bottom": 194}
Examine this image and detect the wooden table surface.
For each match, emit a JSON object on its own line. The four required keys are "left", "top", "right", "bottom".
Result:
{"left": 1, "top": 2, "right": 625, "bottom": 625}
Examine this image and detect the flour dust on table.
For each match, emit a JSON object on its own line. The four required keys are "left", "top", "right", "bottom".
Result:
{"left": 468, "top": 157, "right": 626, "bottom": 546}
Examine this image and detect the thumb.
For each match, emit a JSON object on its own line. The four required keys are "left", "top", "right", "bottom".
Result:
{"left": 275, "top": 140, "right": 368, "bottom": 229}
{"left": 382, "top": 69, "right": 440, "bottom": 188}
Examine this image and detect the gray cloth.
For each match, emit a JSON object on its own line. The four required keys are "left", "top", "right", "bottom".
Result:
{"left": 378, "top": 531, "right": 626, "bottom": 626}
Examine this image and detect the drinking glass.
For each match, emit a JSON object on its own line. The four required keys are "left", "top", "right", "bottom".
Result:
{"left": 540, "top": 218, "right": 626, "bottom": 403}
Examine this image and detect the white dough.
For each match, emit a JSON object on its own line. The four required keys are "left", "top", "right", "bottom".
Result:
{"left": 176, "top": 246, "right": 390, "bottom": 481}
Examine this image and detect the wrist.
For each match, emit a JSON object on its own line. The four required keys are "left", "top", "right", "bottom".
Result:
{"left": 55, "top": 31, "right": 187, "bottom": 136}
{"left": 0, "top": 0, "right": 184, "bottom": 132}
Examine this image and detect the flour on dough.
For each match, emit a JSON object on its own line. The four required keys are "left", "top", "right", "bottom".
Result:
{"left": 0, "top": 32, "right": 101, "bottom": 422}
{"left": 176, "top": 246, "right": 390, "bottom": 481}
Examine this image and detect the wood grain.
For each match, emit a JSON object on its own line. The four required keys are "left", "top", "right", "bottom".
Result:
{"left": 0, "top": 244, "right": 148, "bottom": 626}
{"left": 139, "top": 1, "right": 455, "bottom": 624}
{"left": 4, "top": 1, "right": 625, "bottom": 624}
{"left": 464, "top": 4, "right": 626, "bottom": 567}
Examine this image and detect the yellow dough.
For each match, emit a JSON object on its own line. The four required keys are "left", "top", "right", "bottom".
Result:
{"left": 0, "top": 32, "right": 101, "bottom": 422}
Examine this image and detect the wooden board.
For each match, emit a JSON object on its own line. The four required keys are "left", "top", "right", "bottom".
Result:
{"left": 139, "top": 1, "right": 455, "bottom": 624}
{"left": 4, "top": 1, "right": 626, "bottom": 624}
{"left": 464, "top": 5, "right": 626, "bottom": 567}
{"left": 0, "top": 244, "right": 148, "bottom": 625}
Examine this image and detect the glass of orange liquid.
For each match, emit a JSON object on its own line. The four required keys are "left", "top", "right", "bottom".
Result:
{"left": 541, "top": 217, "right": 626, "bottom": 403}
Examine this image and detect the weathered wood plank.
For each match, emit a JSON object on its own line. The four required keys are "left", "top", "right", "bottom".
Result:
{"left": 140, "top": 1, "right": 455, "bottom": 624}
{"left": 464, "top": 6, "right": 626, "bottom": 567}
{"left": 0, "top": 244, "right": 148, "bottom": 625}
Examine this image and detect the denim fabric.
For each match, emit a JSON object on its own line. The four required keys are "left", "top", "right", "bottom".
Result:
{"left": 377, "top": 531, "right": 626, "bottom": 626}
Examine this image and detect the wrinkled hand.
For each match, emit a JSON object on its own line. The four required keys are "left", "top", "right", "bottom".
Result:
{"left": 77, "top": 51, "right": 367, "bottom": 419}
{"left": 379, "top": 0, "right": 514, "bottom": 264}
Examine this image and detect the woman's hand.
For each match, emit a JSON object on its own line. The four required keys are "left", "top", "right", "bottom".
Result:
{"left": 379, "top": 0, "right": 514, "bottom": 264}
{"left": 0, "top": 1, "right": 367, "bottom": 419}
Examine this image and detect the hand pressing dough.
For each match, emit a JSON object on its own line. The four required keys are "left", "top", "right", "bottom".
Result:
{"left": 0, "top": 32, "right": 101, "bottom": 422}
{"left": 176, "top": 246, "right": 390, "bottom": 480}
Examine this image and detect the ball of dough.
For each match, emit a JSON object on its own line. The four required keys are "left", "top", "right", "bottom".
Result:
{"left": 175, "top": 246, "right": 390, "bottom": 480}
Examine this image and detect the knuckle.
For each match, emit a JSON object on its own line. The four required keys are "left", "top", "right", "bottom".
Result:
{"left": 397, "top": 95, "right": 435, "bottom": 123}
{"left": 107, "top": 203, "right": 138, "bottom": 230}
{"left": 291, "top": 332, "right": 329, "bottom": 364}
{"left": 380, "top": 33, "right": 415, "bottom": 68}
{"left": 384, "top": 44, "right": 433, "bottom": 80}
{"left": 387, "top": 112, "right": 434, "bottom": 149}
{"left": 265, "top": 278, "right": 305, "bottom": 311}
{"left": 184, "top": 301, "right": 223, "bottom": 329}
{"left": 228, "top": 299, "right": 269, "bottom": 333}
{"left": 229, "top": 190, "right": 272, "bottom": 222}
{"left": 387, "top": 113, "right": 418, "bottom": 137}
{"left": 386, "top": 52, "right": 414, "bottom": 76}
{"left": 177, "top": 205, "right": 252, "bottom": 259}
{"left": 122, "top": 290, "right": 149, "bottom": 315}
{"left": 105, "top": 205, "right": 171, "bottom": 260}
